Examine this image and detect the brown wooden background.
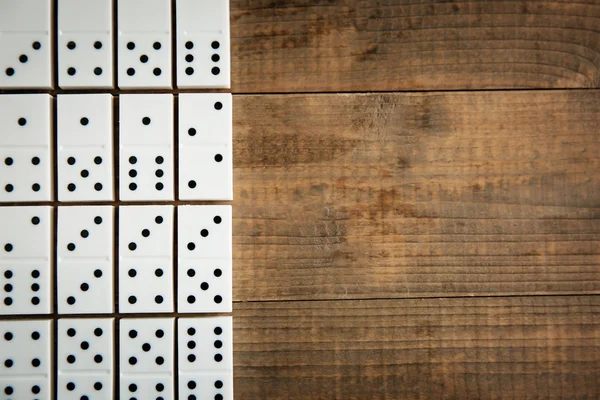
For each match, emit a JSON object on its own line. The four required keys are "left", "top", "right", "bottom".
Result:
{"left": 1, "top": 0, "right": 599, "bottom": 399}
{"left": 229, "top": 1, "right": 600, "bottom": 399}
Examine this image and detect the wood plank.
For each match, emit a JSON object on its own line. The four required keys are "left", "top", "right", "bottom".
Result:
{"left": 233, "top": 296, "right": 600, "bottom": 400}
{"left": 231, "top": 0, "right": 600, "bottom": 92}
{"left": 231, "top": 90, "right": 600, "bottom": 301}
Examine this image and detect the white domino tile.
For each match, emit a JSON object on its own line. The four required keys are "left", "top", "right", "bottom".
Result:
{"left": 0, "top": 94, "right": 53, "bottom": 203}
{"left": 178, "top": 206, "right": 232, "bottom": 313}
{"left": 178, "top": 317, "right": 233, "bottom": 400}
{"left": 119, "top": 94, "right": 174, "bottom": 201}
{"left": 57, "top": 94, "right": 114, "bottom": 202}
{"left": 57, "top": 206, "right": 114, "bottom": 314}
{"left": 57, "top": 318, "right": 114, "bottom": 400}
{"left": 119, "top": 318, "right": 175, "bottom": 400}
{"left": 178, "top": 94, "right": 233, "bottom": 201}
{"left": 1, "top": 4, "right": 236, "bottom": 400}
{"left": 118, "top": 0, "right": 172, "bottom": 89}
{"left": 0, "top": 0, "right": 53, "bottom": 89}
{"left": 0, "top": 319, "right": 53, "bottom": 400}
{"left": 119, "top": 206, "right": 174, "bottom": 313}
{"left": 0, "top": 206, "right": 52, "bottom": 315}
{"left": 58, "top": 0, "right": 114, "bottom": 88}
{"left": 176, "top": 0, "right": 230, "bottom": 89}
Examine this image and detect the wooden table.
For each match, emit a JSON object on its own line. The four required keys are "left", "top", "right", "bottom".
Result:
{"left": 2, "top": 1, "right": 598, "bottom": 399}
{"left": 229, "top": 1, "right": 600, "bottom": 398}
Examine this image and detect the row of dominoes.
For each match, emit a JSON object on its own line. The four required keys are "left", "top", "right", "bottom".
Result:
{"left": 0, "top": 93, "right": 232, "bottom": 202}
{"left": 1, "top": 205, "right": 232, "bottom": 315}
{"left": 0, "top": 0, "right": 230, "bottom": 89}
{"left": 1, "top": 317, "right": 233, "bottom": 400}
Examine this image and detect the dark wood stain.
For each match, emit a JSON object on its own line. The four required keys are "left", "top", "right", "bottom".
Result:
{"left": 232, "top": 90, "right": 600, "bottom": 303}
{"left": 225, "top": 1, "right": 600, "bottom": 396}
{"left": 234, "top": 296, "right": 600, "bottom": 399}
{"left": 230, "top": 0, "right": 600, "bottom": 92}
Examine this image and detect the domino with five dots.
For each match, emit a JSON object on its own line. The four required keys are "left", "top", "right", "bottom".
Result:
{"left": 57, "top": 318, "right": 114, "bottom": 400}
{"left": 0, "top": 94, "right": 53, "bottom": 203}
{"left": 118, "top": 0, "right": 172, "bottom": 89}
{"left": 57, "top": 94, "right": 114, "bottom": 202}
{"left": 119, "top": 318, "right": 175, "bottom": 400}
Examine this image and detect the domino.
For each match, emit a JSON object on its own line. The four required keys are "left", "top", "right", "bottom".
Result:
{"left": 178, "top": 206, "right": 232, "bottom": 313}
{"left": 178, "top": 94, "right": 233, "bottom": 201}
{"left": 0, "top": 206, "right": 53, "bottom": 315}
{"left": 119, "top": 94, "right": 174, "bottom": 201}
{"left": 0, "top": 320, "right": 53, "bottom": 400}
{"left": 176, "top": 0, "right": 230, "bottom": 88}
{"left": 119, "top": 318, "right": 175, "bottom": 400}
{"left": 57, "top": 206, "right": 114, "bottom": 314}
{"left": 0, "top": 0, "right": 53, "bottom": 89}
{"left": 57, "top": 94, "right": 114, "bottom": 202}
{"left": 0, "top": 94, "right": 53, "bottom": 203}
{"left": 119, "top": 206, "right": 174, "bottom": 313}
{"left": 178, "top": 317, "right": 233, "bottom": 400}
{"left": 57, "top": 318, "right": 114, "bottom": 400}
{"left": 58, "top": 0, "right": 114, "bottom": 88}
{"left": 1, "top": 4, "right": 237, "bottom": 398}
{"left": 118, "top": 0, "right": 172, "bottom": 89}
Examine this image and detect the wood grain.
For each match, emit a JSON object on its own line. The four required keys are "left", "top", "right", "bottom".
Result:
{"left": 233, "top": 296, "right": 600, "bottom": 400}
{"left": 1, "top": 2, "right": 598, "bottom": 399}
{"left": 231, "top": 0, "right": 600, "bottom": 92}
{"left": 231, "top": 90, "right": 600, "bottom": 301}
